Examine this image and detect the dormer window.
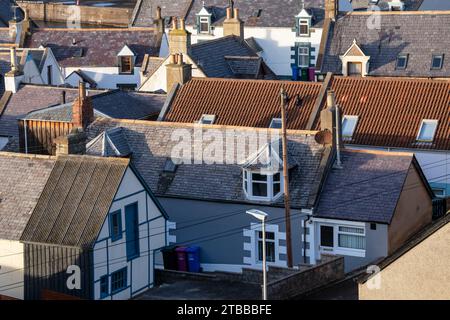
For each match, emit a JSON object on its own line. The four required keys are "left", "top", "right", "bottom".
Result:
{"left": 431, "top": 55, "right": 444, "bottom": 70}
{"left": 118, "top": 45, "right": 136, "bottom": 75}
{"left": 417, "top": 120, "right": 438, "bottom": 142}
{"left": 196, "top": 5, "right": 212, "bottom": 34}
{"left": 396, "top": 55, "right": 408, "bottom": 70}
{"left": 269, "top": 118, "right": 282, "bottom": 129}
{"left": 243, "top": 170, "right": 283, "bottom": 201}
{"left": 342, "top": 116, "right": 358, "bottom": 140}
{"left": 199, "top": 114, "right": 216, "bottom": 124}
{"left": 299, "top": 19, "right": 310, "bottom": 36}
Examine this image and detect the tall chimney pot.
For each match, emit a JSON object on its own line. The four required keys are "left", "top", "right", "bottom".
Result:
{"left": 172, "top": 17, "right": 177, "bottom": 30}
{"left": 226, "top": 7, "right": 232, "bottom": 19}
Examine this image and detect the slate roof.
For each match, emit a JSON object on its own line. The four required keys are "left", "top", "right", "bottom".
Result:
{"left": 163, "top": 78, "right": 322, "bottom": 128}
{"left": 190, "top": 35, "right": 274, "bottom": 78}
{"left": 86, "top": 127, "right": 132, "bottom": 157}
{"left": 185, "top": 0, "right": 325, "bottom": 28}
{"left": 0, "top": 152, "right": 55, "bottom": 241}
{"left": 133, "top": 0, "right": 193, "bottom": 27}
{"left": 26, "top": 28, "right": 162, "bottom": 68}
{"left": 0, "top": 0, "right": 23, "bottom": 28}
{"left": 315, "top": 150, "right": 419, "bottom": 224}
{"left": 86, "top": 119, "right": 328, "bottom": 209}
{"left": 0, "top": 86, "right": 84, "bottom": 139}
{"left": 20, "top": 155, "right": 130, "bottom": 248}
{"left": 321, "top": 11, "right": 450, "bottom": 77}
{"left": 0, "top": 54, "right": 11, "bottom": 96}
{"left": 347, "top": 0, "right": 424, "bottom": 11}
{"left": 23, "top": 90, "right": 166, "bottom": 121}
{"left": 322, "top": 76, "right": 450, "bottom": 151}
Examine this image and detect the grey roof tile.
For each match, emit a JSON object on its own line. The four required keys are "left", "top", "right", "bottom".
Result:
{"left": 315, "top": 150, "right": 414, "bottom": 224}
{"left": 0, "top": 153, "right": 55, "bottom": 240}
{"left": 86, "top": 119, "right": 327, "bottom": 209}
{"left": 322, "top": 12, "right": 450, "bottom": 77}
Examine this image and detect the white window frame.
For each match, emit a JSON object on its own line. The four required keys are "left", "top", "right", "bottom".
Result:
{"left": 269, "top": 118, "right": 282, "bottom": 129}
{"left": 243, "top": 169, "right": 284, "bottom": 202}
{"left": 198, "top": 114, "right": 216, "bottom": 125}
{"left": 199, "top": 16, "right": 210, "bottom": 34}
{"left": 431, "top": 54, "right": 444, "bottom": 70}
{"left": 298, "top": 46, "right": 310, "bottom": 68}
{"left": 256, "top": 230, "right": 276, "bottom": 263}
{"left": 298, "top": 19, "right": 310, "bottom": 36}
{"left": 315, "top": 218, "right": 366, "bottom": 258}
{"left": 432, "top": 188, "right": 446, "bottom": 198}
{"left": 341, "top": 115, "right": 359, "bottom": 140}
{"left": 416, "top": 119, "right": 438, "bottom": 142}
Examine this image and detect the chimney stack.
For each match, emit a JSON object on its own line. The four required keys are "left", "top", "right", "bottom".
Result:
{"left": 325, "top": 0, "right": 339, "bottom": 21}
{"left": 72, "top": 82, "right": 94, "bottom": 129}
{"left": 320, "top": 90, "right": 343, "bottom": 167}
{"left": 154, "top": 6, "right": 165, "bottom": 34}
{"left": 166, "top": 53, "right": 192, "bottom": 92}
{"left": 223, "top": 5, "right": 244, "bottom": 39}
{"left": 168, "top": 16, "right": 192, "bottom": 55}
{"left": 4, "top": 47, "right": 23, "bottom": 93}
{"left": 54, "top": 127, "right": 87, "bottom": 156}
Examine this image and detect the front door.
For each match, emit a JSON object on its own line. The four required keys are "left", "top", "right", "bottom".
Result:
{"left": 319, "top": 224, "right": 334, "bottom": 254}
{"left": 125, "top": 202, "right": 139, "bottom": 260}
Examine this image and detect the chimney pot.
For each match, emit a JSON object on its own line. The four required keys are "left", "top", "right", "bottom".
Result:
{"left": 179, "top": 18, "right": 186, "bottom": 30}
{"left": 156, "top": 6, "right": 162, "bottom": 20}
{"left": 169, "top": 53, "right": 176, "bottom": 64}
{"left": 327, "top": 89, "right": 336, "bottom": 109}
{"left": 226, "top": 7, "right": 232, "bottom": 19}
{"left": 172, "top": 17, "right": 178, "bottom": 30}
{"left": 234, "top": 8, "right": 239, "bottom": 19}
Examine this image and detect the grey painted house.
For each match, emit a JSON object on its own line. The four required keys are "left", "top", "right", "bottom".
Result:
{"left": 85, "top": 116, "right": 434, "bottom": 273}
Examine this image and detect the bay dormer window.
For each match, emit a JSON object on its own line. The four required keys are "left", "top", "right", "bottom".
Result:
{"left": 243, "top": 170, "right": 283, "bottom": 201}
{"left": 196, "top": 4, "right": 212, "bottom": 34}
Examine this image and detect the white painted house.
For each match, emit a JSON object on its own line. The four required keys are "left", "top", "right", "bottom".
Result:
{"left": 26, "top": 28, "right": 168, "bottom": 90}
{"left": 0, "top": 152, "right": 169, "bottom": 300}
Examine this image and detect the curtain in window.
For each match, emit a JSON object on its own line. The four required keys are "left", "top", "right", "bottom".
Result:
{"left": 338, "top": 234, "right": 365, "bottom": 250}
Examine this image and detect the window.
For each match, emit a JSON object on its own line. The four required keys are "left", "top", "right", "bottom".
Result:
{"left": 125, "top": 203, "right": 140, "bottom": 261}
{"left": 243, "top": 170, "right": 283, "bottom": 201}
{"left": 111, "top": 268, "right": 127, "bottom": 294}
{"left": 433, "top": 188, "right": 446, "bottom": 197}
{"left": 348, "top": 62, "right": 362, "bottom": 76}
{"left": 342, "top": 115, "right": 358, "bottom": 139}
{"left": 431, "top": 55, "right": 444, "bottom": 70}
{"left": 298, "top": 46, "right": 310, "bottom": 68}
{"left": 117, "top": 84, "right": 137, "bottom": 91}
{"left": 269, "top": 118, "right": 282, "bottom": 129}
{"left": 199, "top": 114, "right": 216, "bottom": 125}
{"left": 199, "top": 17, "right": 210, "bottom": 33}
{"left": 396, "top": 55, "right": 408, "bottom": 69}
{"left": 298, "top": 19, "right": 310, "bottom": 36}
{"left": 370, "top": 223, "right": 377, "bottom": 230}
{"left": 119, "top": 56, "right": 133, "bottom": 74}
{"left": 47, "top": 65, "right": 52, "bottom": 85}
{"left": 100, "top": 275, "right": 108, "bottom": 298}
{"left": 110, "top": 210, "right": 122, "bottom": 241}
{"left": 417, "top": 119, "right": 438, "bottom": 142}
{"left": 257, "top": 231, "right": 275, "bottom": 263}
{"left": 319, "top": 223, "right": 366, "bottom": 257}
{"left": 320, "top": 225, "right": 334, "bottom": 247}
{"left": 338, "top": 226, "right": 365, "bottom": 250}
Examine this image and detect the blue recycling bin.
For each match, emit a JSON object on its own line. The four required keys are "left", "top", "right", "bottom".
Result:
{"left": 291, "top": 66, "right": 299, "bottom": 81}
{"left": 186, "top": 246, "right": 201, "bottom": 273}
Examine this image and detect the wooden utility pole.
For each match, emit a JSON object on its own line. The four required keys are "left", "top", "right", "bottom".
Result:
{"left": 280, "top": 87, "right": 293, "bottom": 268}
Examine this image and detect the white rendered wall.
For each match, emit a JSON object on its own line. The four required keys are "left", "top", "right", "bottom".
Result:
{"left": 0, "top": 240, "right": 24, "bottom": 299}
{"left": 64, "top": 67, "right": 141, "bottom": 90}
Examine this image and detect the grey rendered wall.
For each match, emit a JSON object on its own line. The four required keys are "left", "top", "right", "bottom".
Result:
{"left": 343, "top": 222, "right": 388, "bottom": 272}
{"left": 159, "top": 197, "right": 306, "bottom": 268}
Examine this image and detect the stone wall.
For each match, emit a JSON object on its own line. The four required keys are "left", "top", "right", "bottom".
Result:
{"left": 17, "top": 2, "right": 132, "bottom": 27}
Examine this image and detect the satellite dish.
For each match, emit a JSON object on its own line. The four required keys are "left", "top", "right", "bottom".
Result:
{"left": 315, "top": 129, "right": 333, "bottom": 145}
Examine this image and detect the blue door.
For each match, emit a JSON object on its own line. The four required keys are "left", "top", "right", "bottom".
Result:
{"left": 125, "top": 202, "right": 139, "bottom": 260}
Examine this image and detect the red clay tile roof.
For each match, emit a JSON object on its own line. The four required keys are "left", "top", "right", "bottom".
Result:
{"left": 322, "top": 76, "right": 450, "bottom": 151}
{"left": 164, "top": 76, "right": 450, "bottom": 151}
{"left": 164, "top": 77, "right": 323, "bottom": 129}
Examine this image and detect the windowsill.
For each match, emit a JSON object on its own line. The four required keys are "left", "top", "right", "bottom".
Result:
{"left": 321, "top": 246, "right": 366, "bottom": 258}
{"left": 244, "top": 193, "right": 284, "bottom": 203}
{"left": 111, "top": 286, "right": 128, "bottom": 295}
{"left": 119, "top": 71, "right": 134, "bottom": 76}
{"left": 127, "top": 253, "right": 140, "bottom": 262}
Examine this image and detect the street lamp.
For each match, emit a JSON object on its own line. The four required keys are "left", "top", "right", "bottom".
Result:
{"left": 246, "top": 209, "right": 268, "bottom": 300}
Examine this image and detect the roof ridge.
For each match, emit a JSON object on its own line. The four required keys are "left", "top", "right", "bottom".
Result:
{"left": 348, "top": 10, "right": 450, "bottom": 16}
{"left": 343, "top": 149, "right": 414, "bottom": 157}
{"left": 0, "top": 151, "right": 56, "bottom": 160}
{"left": 35, "top": 27, "right": 157, "bottom": 32}
{"left": 335, "top": 76, "right": 450, "bottom": 84}
{"left": 56, "top": 154, "right": 130, "bottom": 165}
{"left": 93, "top": 118, "right": 319, "bottom": 136}
{"left": 190, "top": 77, "right": 322, "bottom": 86}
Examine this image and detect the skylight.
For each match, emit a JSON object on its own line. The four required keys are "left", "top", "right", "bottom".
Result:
{"left": 417, "top": 120, "right": 438, "bottom": 142}
{"left": 199, "top": 114, "right": 216, "bottom": 125}
{"left": 396, "top": 55, "right": 408, "bottom": 69}
{"left": 269, "top": 118, "right": 282, "bottom": 129}
{"left": 342, "top": 115, "right": 358, "bottom": 139}
{"left": 431, "top": 54, "right": 444, "bottom": 70}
